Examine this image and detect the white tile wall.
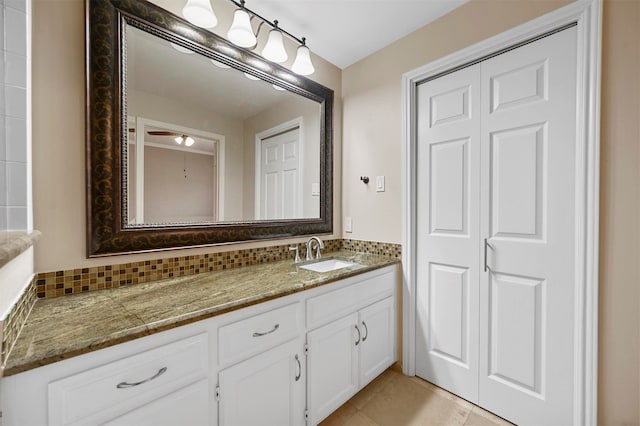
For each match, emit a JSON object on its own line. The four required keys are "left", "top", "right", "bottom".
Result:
{"left": 1, "top": 0, "right": 30, "bottom": 234}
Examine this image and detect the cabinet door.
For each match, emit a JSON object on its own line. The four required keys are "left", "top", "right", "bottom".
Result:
{"left": 104, "top": 379, "right": 211, "bottom": 426}
{"left": 307, "top": 313, "right": 359, "bottom": 425}
{"left": 359, "top": 297, "right": 395, "bottom": 386}
{"left": 218, "top": 339, "right": 305, "bottom": 426}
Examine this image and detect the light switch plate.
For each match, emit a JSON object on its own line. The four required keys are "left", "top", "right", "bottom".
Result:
{"left": 345, "top": 217, "right": 352, "bottom": 233}
{"left": 376, "top": 176, "right": 385, "bottom": 192}
{"left": 311, "top": 182, "right": 320, "bottom": 196}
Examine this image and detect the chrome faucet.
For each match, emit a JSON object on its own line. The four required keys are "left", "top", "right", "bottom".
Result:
{"left": 305, "top": 236, "right": 325, "bottom": 261}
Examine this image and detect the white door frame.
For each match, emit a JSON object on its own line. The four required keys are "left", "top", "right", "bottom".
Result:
{"left": 131, "top": 117, "right": 226, "bottom": 223}
{"left": 401, "top": 1, "right": 601, "bottom": 424}
{"left": 254, "top": 117, "right": 304, "bottom": 220}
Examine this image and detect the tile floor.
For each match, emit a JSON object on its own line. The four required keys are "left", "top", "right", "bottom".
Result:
{"left": 319, "top": 365, "right": 514, "bottom": 426}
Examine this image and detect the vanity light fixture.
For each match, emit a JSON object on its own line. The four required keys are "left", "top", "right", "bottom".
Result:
{"left": 182, "top": 0, "right": 218, "bottom": 29}
{"left": 189, "top": 0, "right": 315, "bottom": 75}
{"left": 227, "top": 5, "right": 257, "bottom": 48}
{"left": 291, "top": 38, "right": 315, "bottom": 76}
{"left": 261, "top": 21, "right": 288, "bottom": 63}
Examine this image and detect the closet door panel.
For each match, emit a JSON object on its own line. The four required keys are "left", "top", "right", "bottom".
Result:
{"left": 479, "top": 27, "right": 578, "bottom": 426}
{"left": 415, "top": 64, "right": 481, "bottom": 403}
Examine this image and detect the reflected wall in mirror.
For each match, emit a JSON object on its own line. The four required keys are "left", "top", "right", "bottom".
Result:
{"left": 87, "top": 0, "right": 333, "bottom": 256}
{"left": 125, "top": 25, "right": 321, "bottom": 225}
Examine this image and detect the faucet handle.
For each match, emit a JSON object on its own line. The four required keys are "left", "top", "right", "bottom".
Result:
{"left": 289, "top": 245, "right": 301, "bottom": 263}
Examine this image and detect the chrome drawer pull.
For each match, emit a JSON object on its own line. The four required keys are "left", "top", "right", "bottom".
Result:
{"left": 295, "top": 354, "right": 301, "bottom": 382}
{"left": 252, "top": 323, "right": 280, "bottom": 337}
{"left": 116, "top": 367, "right": 167, "bottom": 389}
{"left": 362, "top": 321, "right": 368, "bottom": 342}
{"left": 355, "top": 325, "right": 361, "bottom": 346}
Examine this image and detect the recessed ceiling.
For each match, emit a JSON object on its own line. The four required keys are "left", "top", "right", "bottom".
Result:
{"left": 245, "top": 0, "right": 470, "bottom": 69}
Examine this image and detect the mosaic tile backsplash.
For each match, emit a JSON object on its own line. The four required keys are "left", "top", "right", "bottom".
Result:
{"left": 35, "top": 239, "right": 401, "bottom": 299}
{"left": 1, "top": 276, "right": 36, "bottom": 370}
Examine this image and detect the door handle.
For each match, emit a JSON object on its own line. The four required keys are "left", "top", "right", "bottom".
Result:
{"left": 294, "top": 354, "right": 301, "bottom": 382}
{"left": 484, "top": 238, "right": 489, "bottom": 272}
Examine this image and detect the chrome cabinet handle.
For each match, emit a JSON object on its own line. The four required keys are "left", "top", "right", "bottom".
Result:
{"left": 355, "top": 325, "right": 361, "bottom": 346}
{"left": 116, "top": 367, "right": 167, "bottom": 389}
{"left": 253, "top": 324, "right": 279, "bottom": 337}
{"left": 295, "top": 354, "right": 301, "bottom": 382}
{"left": 362, "top": 321, "right": 368, "bottom": 342}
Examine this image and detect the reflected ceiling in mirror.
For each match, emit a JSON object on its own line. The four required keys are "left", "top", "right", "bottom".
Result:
{"left": 125, "top": 25, "right": 321, "bottom": 225}
{"left": 86, "top": 0, "right": 333, "bottom": 256}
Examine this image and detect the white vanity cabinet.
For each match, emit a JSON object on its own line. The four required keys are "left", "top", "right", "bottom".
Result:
{"left": 46, "top": 333, "right": 211, "bottom": 426}
{"left": 306, "top": 269, "right": 396, "bottom": 425}
{"left": 103, "top": 379, "right": 210, "bottom": 426}
{"left": 0, "top": 264, "right": 397, "bottom": 426}
{"left": 217, "top": 303, "right": 306, "bottom": 426}
{"left": 218, "top": 339, "right": 306, "bottom": 426}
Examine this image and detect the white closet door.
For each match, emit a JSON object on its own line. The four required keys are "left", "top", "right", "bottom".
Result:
{"left": 415, "top": 64, "right": 481, "bottom": 403}
{"left": 259, "top": 128, "right": 300, "bottom": 220}
{"left": 479, "top": 27, "right": 577, "bottom": 426}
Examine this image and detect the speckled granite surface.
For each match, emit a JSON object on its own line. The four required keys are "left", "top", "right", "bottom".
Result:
{"left": 0, "top": 231, "right": 41, "bottom": 269}
{"left": 4, "top": 251, "right": 398, "bottom": 376}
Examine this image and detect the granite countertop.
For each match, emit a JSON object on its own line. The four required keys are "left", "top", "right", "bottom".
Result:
{"left": 4, "top": 251, "right": 398, "bottom": 376}
{"left": 0, "top": 231, "right": 41, "bottom": 269}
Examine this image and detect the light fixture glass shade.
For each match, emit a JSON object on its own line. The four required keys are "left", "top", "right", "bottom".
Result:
{"left": 262, "top": 29, "right": 288, "bottom": 63}
{"left": 170, "top": 43, "right": 194, "bottom": 54}
{"left": 174, "top": 136, "right": 183, "bottom": 144}
{"left": 184, "top": 136, "right": 195, "bottom": 147}
{"left": 244, "top": 72, "right": 260, "bottom": 81}
{"left": 272, "top": 84, "right": 286, "bottom": 91}
{"left": 182, "top": 0, "right": 218, "bottom": 29}
{"left": 211, "top": 59, "right": 231, "bottom": 69}
{"left": 227, "top": 9, "right": 256, "bottom": 47}
{"left": 292, "top": 44, "right": 314, "bottom": 75}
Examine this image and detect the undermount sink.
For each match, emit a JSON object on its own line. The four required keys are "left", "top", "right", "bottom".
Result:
{"left": 299, "top": 258, "right": 357, "bottom": 273}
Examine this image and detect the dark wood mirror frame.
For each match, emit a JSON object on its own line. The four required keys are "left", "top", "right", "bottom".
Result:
{"left": 86, "top": 0, "right": 334, "bottom": 257}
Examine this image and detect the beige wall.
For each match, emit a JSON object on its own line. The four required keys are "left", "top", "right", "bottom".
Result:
{"left": 341, "top": 0, "right": 639, "bottom": 423}
{"left": 143, "top": 147, "right": 215, "bottom": 223}
{"left": 598, "top": 1, "right": 640, "bottom": 424}
{"left": 31, "top": 0, "right": 342, "bottom": 272}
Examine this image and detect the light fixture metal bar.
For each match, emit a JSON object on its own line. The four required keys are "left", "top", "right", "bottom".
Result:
{"left": 226, "top": 0, "right": 306, "bottom": 46}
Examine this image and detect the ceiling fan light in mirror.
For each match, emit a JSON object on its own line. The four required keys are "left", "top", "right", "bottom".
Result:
{"left": 262, "top": 29, "right": 288, "bottom": 63}
{"left": 227, "top": 9, "right": 256, "bottom": 48}
{"left": 182, "top": 0, "right": 218, "bottom": 29}
{"left": 292, "top": 44, "right": 315, "bottom": 76}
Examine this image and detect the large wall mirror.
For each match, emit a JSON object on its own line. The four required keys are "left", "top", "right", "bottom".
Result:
{"left": 87, "top": 0, "right": 333, "bottom": 256}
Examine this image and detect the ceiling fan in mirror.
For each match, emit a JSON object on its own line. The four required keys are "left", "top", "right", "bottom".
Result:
{"left": 147, "top": 130, "right": 195, "bottom": 147}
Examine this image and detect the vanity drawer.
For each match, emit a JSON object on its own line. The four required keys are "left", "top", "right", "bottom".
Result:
{"left": 307, "top": 267, "right": 395, "bottom": 330}
{"left": 218, "top": 302, "right": 302, "bottom": 366}
{"left": 48, "top": 333, "right": 208, "bottom": 426}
